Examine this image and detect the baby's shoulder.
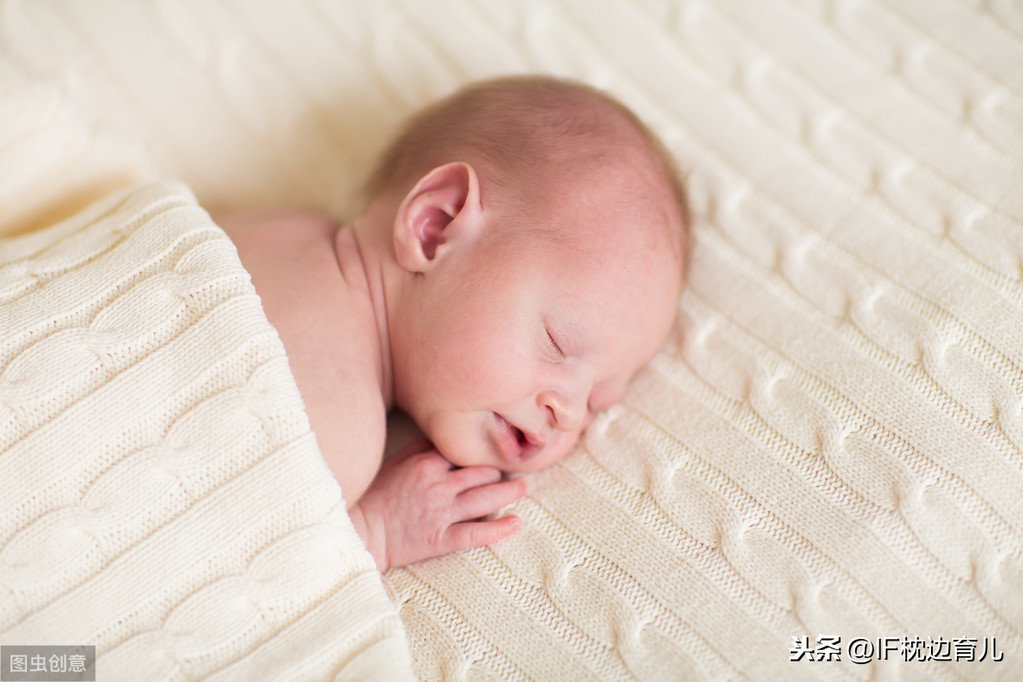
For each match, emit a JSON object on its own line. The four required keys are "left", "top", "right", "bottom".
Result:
{"left": 219, "top": 209, "right": 387, "bottom": 501}
{"left": 216, "top": 208, "right": 339, "bottom": 271}
{"left": 218, "top": 208, "right": 382, "bottom": 385}
{"left": 218, "top": 210, "right": 353, "bottom": 333}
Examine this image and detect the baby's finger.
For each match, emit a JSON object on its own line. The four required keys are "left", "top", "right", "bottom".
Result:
{"left": 448, "top": 465, "right": 503, "bottom": 490}
{"left": 455, "top": 477, "right": 529, "bottom": 521}
{"left": 443, "top": 516, "right": 522, "bottom": 553}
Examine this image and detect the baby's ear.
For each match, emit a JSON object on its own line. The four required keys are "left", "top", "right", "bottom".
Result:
{"left": 393, "top": 162, "right": 482, "bottom": 272}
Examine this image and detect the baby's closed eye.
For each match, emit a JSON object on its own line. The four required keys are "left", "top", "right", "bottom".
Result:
{"left": 546, "top": 329, "right": 564, "bottom": 358}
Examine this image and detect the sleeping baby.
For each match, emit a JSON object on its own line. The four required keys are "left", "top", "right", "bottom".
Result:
{"left": 217, "top": 75, "right": 689, "bottom": 571}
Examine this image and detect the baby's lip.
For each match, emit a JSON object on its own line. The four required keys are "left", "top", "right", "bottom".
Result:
{"left": 493, "top": 413, "right": 544, "bottom": 462}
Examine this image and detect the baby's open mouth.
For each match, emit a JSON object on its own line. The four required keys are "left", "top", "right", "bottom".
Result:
{"left": 494, "top": 413, "right": 529, "bottom": 461}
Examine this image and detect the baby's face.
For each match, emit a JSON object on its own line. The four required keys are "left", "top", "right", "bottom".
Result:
{"left": 393, "top": 175, "right": 683, "bottom": 474}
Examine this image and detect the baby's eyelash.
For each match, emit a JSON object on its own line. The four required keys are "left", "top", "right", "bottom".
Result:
{"left": 546, "top": 329, "right": 565, "bottom": 357}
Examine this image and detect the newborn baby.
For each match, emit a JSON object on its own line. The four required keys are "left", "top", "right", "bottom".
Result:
{"left": 218, "top": 75, "right": 688, "bottom": 571}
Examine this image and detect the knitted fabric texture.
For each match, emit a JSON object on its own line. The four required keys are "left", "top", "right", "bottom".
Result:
{"left": 0, "top": 182, "right": 414, "bottom": 680}
{"left": 1, "top": 1, "right": 1021, "bottom": 680}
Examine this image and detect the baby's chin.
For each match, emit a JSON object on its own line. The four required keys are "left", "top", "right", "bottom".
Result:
{"left": 429, "top": 426, "right": 505, "bottom": 470}
{"left": 420, "top": 411, "right": 584, "bottom": 473}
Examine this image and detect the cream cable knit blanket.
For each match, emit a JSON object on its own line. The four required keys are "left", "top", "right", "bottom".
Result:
{"left": 0, "top": 183, "right": 413, "bottom": 680}
{"left": 1, "top": 1, "right": 1022, "bottom": 680}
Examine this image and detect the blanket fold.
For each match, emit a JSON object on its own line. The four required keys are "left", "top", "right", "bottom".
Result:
{"left": 0, "top": 182, "right": 414, "bottom": 681}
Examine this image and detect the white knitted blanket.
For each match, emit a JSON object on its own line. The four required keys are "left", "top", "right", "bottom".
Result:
{"left": 0, "top": 182, "right": 414, "bottom": 680}
{"left": 2, "top": 1, "right": 1022, "bottom": 680}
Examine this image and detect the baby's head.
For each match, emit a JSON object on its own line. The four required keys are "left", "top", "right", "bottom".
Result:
{"left": 364, "top": 75, "right": 688, "bottom": 473}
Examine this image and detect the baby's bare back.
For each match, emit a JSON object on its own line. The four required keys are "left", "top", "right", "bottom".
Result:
{"left": 218, "top": 210, "right": 387, "bottom": 506}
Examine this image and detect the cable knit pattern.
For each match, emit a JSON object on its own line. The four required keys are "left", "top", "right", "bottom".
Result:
{"left": 0, "top": 183, "right": 413, "bottom": 680}
{"left": 1, "top": 1, "right": 1021, "bottom": 680}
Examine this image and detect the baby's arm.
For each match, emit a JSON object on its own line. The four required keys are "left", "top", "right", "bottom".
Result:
{"left": 349, "top": 440, "right": 528, "bottom": 572}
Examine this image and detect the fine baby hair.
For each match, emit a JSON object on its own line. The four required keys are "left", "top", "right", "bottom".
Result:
{"left": 363, "top": 75, "right": 690, "bottom": 269}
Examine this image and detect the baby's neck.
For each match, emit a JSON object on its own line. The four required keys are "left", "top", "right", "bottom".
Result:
{"left": 345, "top": 206, "right": 397, "bottom": 410}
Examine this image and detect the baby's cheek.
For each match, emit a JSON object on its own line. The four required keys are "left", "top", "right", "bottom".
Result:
{"left": 567, "top": 428, "right": 584, "bottom": 452}
{"left": 546, "top": 429, "right": 582, "bottom": 465}
{"left": 588, "top": 381, "right": 628, "bottom": 413}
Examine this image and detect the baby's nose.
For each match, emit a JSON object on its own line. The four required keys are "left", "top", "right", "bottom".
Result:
{"left": 539, "top": 388, "right": 589, "bottom": 433}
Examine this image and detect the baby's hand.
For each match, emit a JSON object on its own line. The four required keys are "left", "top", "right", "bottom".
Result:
{"left": 350, "top": 440, "right": 528, "bottom": 572}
